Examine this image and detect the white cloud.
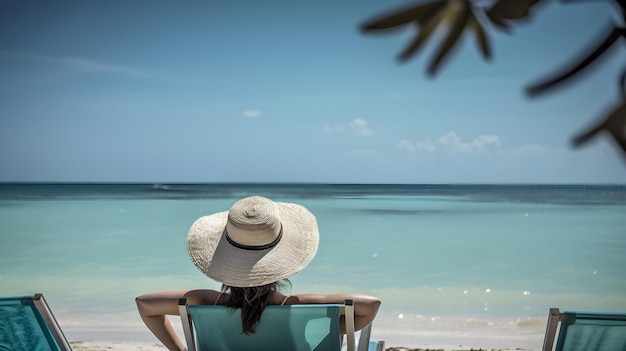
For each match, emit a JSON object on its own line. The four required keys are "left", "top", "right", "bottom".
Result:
{"left": 324, "top": 125, "right": 345, "bottom": 133}
{"left": 8, "top": 52, "right": 144, "bottom": 77}
{"left": 416, "top": 139, "right": 436, "bottom": 152}
{"left": 399, "top": 131, "right": 501, "bottom": 153}
{"left": 349, "top": 118, "right": 373, "bottom": 136}
{"left": 242, "top": 109, "right": 261, "bottom": 118}
{"left": 436, "top": 131, "right": 463, "bottom": 148}
{"left": 324, "top": 118, "right": 373, "bottom": 136}
{"left": 396, "top": 139, "right": 416, "bottom": 152}
{"left": 437, "top": 131, "right": 501, "bottom": 152}
{"left": 55, "top": 57, "right": 142, "bottom": 76}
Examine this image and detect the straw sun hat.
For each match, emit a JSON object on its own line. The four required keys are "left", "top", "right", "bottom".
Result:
{"left": 187, "top": 196, "right": 320, "bottom": 287}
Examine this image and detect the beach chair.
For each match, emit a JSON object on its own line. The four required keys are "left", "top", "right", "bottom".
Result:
{"left": 356, "top": 320, "right": 385, "bottom": 351}
{"left": 0, "top": 293, "right": 72, "bottom": 351}
{"left": 542, "top": 307, "right": 626, "bottom": 351}
{"left": 178, "top": 298, "right": 383, "bottom": 351}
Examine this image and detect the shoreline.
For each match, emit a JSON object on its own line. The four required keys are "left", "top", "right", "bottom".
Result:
{"left": 59, "top": 313, "right": 546, "bottom": 351}
{"left": 68, "top": 341, "right": 537, "bottom": 351}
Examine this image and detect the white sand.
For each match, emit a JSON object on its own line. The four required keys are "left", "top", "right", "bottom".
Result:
{"left": 69, "top": 341, "right": 536, "bottom": 351}
{"left": 70, "top": 341, "right": 166, "bottom": 351}
{"left": 63, "top": 315, "right": 542, "bottom": 350}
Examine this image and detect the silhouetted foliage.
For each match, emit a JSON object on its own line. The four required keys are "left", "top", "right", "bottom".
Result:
{"left": 361, "top": 0, "right": 626, "bottom": 158}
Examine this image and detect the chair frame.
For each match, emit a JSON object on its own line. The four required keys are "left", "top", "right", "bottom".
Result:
{"left": 542, "top": 307, "right": 626, "bottom": 351}
{"left": 357, "top": 321, "right": 385, "bottom": 351}
{"left": 178, "top": 298, "right": 361, "bottom": 351}
{"left": 543, "top": 308, "right": 564, "bottom": 351}
{"left": 0, "top": 293, "right": 72, "bottom": 351}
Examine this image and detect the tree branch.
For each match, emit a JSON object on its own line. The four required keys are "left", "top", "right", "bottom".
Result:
{"left": 620, "top": 67, "right": 626, "bottom": 97}
{"left": 525, "top": 25, "right": 624, "bottom": 97}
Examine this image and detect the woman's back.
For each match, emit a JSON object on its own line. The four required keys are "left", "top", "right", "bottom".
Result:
{"left": 135, "top": 196, "right": 381, "bottom": 351}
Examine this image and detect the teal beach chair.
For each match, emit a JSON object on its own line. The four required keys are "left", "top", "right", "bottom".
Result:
{"left": 0, "top": 293, "right": 72, "bottom": 351}
{"left": 542, "top": 307, "right": 626, "bottom": 351}
{"left": 178, "top": 298, "right": 383, "bottom": 351}
{"left": 356, "top": 318, "right": 385, "bottom": 351}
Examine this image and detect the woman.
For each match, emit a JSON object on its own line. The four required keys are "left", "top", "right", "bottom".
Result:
{"left": 136, "top": 196, "right": 381, "bottom": 351}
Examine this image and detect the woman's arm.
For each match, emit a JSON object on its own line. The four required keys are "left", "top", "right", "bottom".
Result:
{"left": 135, "top": 290, "right": 221, "bottom": 351}
{"left": 136, "top": 290, "right": 381, "bottom": 348}
{"left": 287, "top": 293, "right": 382, "bottom": 333}
{"left": 135, "top": 290, "right": 188, "bottom": 351}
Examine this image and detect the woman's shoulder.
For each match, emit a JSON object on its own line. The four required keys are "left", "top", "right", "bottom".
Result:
{"left": 286, "top": 293, "right": 381, "bottom": 305}
{"left": 183, "top": 289, "right": 223, "bottom": 305}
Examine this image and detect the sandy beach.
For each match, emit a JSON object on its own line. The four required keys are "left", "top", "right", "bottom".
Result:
{"left": 60, "top": 313, "right": 545, "bottom": 351}
{"left": 70, "top": 341, "right": 166, "bottom": 350}
{"left": 69, "top": 341, "right": 536, "bottom": 351}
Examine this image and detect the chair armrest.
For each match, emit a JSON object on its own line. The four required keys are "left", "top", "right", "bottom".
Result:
{"left": 357, "top": 322, "right": 372, "bottom": 351}
{"left": 345, "top": 299, "right": 355, "bottom": 351}
{"left": 178, "top": 298, "right": 196, "bottom": 351}
{"left": 542, "top": 307, "right": 563, "bottom": 351}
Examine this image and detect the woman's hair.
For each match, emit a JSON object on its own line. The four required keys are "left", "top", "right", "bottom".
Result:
{"left": 222, "top": 279, "right": 291, "bottom": 334}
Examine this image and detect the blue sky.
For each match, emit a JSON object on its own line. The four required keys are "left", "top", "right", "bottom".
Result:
{"left": 1, "top": 0, "right": 625, "bottom": 183}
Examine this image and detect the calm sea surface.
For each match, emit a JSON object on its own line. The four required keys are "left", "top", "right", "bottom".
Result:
{"left": 1, "top": 183, "right": 625, "bottom": 349}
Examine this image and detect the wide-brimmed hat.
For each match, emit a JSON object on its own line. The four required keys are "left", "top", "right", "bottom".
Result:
{"left": 187, "top": 196, "right": 319, "bottom": 287}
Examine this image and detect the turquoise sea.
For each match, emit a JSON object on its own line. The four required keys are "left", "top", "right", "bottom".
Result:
{"left": 1, "top": 183, "right": 625, "bottom": 349}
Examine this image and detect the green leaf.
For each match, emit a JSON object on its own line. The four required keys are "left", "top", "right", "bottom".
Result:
{"left": 398, "top": 6, "right": 447, "bottom": 62}
{"left": 487, "top": 0, "right": 543, "bottom": 20}
{"left": 427, "top": 1, "right": 471, "bottom": 76}
{"left": 484, "top": 8, "right": 512, "bottom": 32}
{"left": 361, "top": 0, "right": 447, "bottom": 32}
{"left": 572, "top": 103, "right": 626, "bottom": 153}
{"left": 467, "top": 11, "right": 492, "bottom": 60}
{"left": 526, "top": 25, "right": 623, "bottom": 97}
{"left": 619, "top": 69, "right": 626, "bottom": 100}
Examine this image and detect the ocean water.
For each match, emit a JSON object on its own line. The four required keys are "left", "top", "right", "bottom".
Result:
{"left": 1, "top": 183, "right": 625, "bottom": 349}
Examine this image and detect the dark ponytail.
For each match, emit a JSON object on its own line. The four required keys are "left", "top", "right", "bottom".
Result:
{"left": 222, "top": 280, "right": 291, "bottom": 334}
